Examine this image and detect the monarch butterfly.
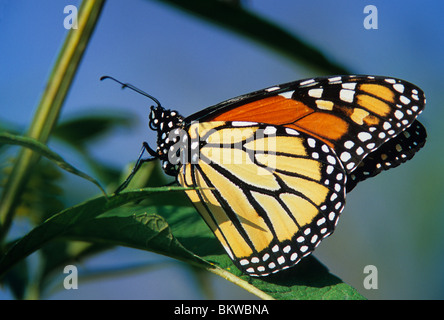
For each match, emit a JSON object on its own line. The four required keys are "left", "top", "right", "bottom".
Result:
{"left": 104, "top": 75, "right": 426, "bottom": 277}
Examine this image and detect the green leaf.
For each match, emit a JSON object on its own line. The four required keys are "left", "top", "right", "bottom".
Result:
{"left": 53, "top": 113, "right": 135, "bottom": 151}
{"left": 0, "top": 120, "right": 22, "bottom": 152}
{"left": 66, "top": 202, "right": 364, "bottom": 299}
{"left": 65, "top": 208, "right": 201, "bottom": 259}
{"left": 0, "top": 187, "right": 207, "bottom": 279}
{"left": 0, "top": 187, "right": 364, "bottom": 299}
{"left": 1, "top": 258, "right": 29, "bottom": 300}
{"left": 38, "top": 240, "right": 113, "bottom": 295}
{"left": 51, "top": 113, "right": 136, "bottom": 185}
{"left": 154, "top": 205, "right": 365, "bottom": 300}
{"left": 0, "top": 132, "right": 106, "bottom": 196}
{"left": 155, "top": 0, "right": 350, "bottom": 74}
{"left": 10, "top": 159, "right": 66, "bottom": 224}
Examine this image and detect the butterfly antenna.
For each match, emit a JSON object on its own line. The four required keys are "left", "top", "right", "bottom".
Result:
{"left": 100, "top": 75, "right": 162, "bottom": 107}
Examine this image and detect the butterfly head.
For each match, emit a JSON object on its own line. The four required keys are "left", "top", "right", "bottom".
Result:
{"left": 149, "top": 105, "right": 185, "bottom": 175}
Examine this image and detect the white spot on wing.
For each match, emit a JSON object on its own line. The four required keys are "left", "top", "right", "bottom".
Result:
{"left": 300, "top": 79, "right": 315, "bottom": 86}
{"left": 342, "top": 83, "right": 357, "bottom": 90}
{"left": 308, "top": 88, "right": 323, "bottom": 98}
{"left": 328, "top": 76, "right": 342, "bottom": 82}
{"left": 344, "top": 140, "right": 354, "bottom": 149}
{"left": 393, "top": 84, "right": 405, "bottom": 93}
{"left": 263, "top": 126, "right": 277, "bottom": 135}
{"left": 358, "top": 132, "right": 372, "bottom": 142}
{"left": 279, "top": 90, "right": 294, "bottom": 99}
{"left": 340, "top": 89, "right": 355, "bottom": 102}
{"left": 307, "top": 138, "right": 316, "bottom": 148}
{"left": 231, "top": 121, "right": 258, "bottom": 127}
{"left": 394, "top": 110, "right": 404, "bottom": 119}
{"left": 340, "top": 151, "right": 351, "bottom": 162}
{"left": 400, "top": 96, "right": 411, "bottom": 105}
{"left": 265, "top": 86, "right": 280, "bottom": 92}
{"left": 285, "top": 128, "right": 299, "bottom": 135}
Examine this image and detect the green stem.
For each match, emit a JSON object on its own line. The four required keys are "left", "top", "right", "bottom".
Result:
{"left": 0, "top": 0, "right": 106, "bottom": 243}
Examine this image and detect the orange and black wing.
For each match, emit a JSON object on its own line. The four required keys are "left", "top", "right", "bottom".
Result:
{"left": 346, "top": 119, "right": 426, "bottom": 191}
{"left": 172, "top": 75, "right": 426, "bottom": 276}
{"left": 186, "top": 75, "right": 426, "bottom": 188}
{"left": 178, "top": 121, "right": 346, "bottom": 276}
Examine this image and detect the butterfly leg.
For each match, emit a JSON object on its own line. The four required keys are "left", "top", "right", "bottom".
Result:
{"left": 114, "top": 142, "right": 158, "bottom": 194}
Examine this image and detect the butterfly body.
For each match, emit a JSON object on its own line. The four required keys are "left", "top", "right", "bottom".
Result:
{"left": 145, "top": 75, "right": 426, "bottom": 276}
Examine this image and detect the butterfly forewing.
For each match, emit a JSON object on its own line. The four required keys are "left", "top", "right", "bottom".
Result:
{"left": 177, "top": 121, "right": 346, "bottom": 276}
{"left": 191, "top": 75, "right": 426, "bottom": 177}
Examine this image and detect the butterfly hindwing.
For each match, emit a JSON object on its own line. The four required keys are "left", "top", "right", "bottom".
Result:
{"left": 346, "top": 119, "right": 427, "bottom": 191}
{"left": 177, "top": 121, "right": 346, "bottom": 276}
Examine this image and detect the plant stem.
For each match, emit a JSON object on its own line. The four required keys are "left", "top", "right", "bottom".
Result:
{"left": 0, "top": 0, "right": 106, "bottom": 243}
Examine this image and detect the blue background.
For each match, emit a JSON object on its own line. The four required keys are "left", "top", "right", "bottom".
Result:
{"left": 1, "top": 0, "right": 443, "bottom": 299}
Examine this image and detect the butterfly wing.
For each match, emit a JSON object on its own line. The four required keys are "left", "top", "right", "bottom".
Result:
{"left": 187, "top": 75, "right": 426, "bottom": 186}
{"left": 177, "top": 121, "right": 346, "bottom": 276}
{"left": 166, "top": 75, "right": 426, "bottom": 276}
{"left": 346, "top": 119, "right": 427, "bottom": 191}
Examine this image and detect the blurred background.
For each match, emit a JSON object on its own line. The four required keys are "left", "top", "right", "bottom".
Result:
{"left": 0, "top": 0, "right": 443, "bottom": 299}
